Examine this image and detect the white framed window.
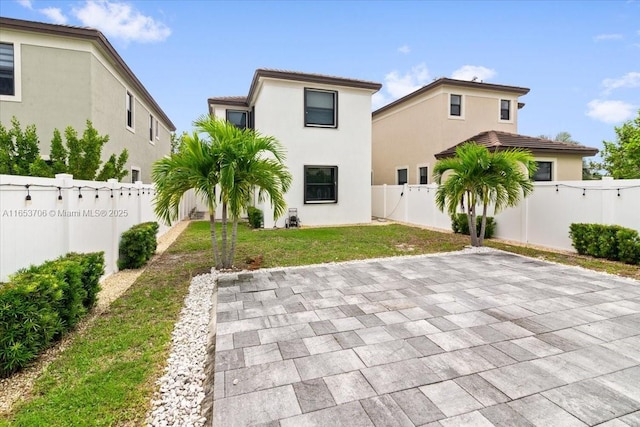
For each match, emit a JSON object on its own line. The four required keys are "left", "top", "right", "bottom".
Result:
{"left": 417, "top": 165, "right": 429, "bottom": 184}
{"left": 149, "top": 114, "right": 155, "bottom": 142}
{"left": 0, "top": 41, "right": 21, "bottom": 102}
{"left": 448, "top": 94, "right": 464, "bottom": 119}
{"left": 226, "top": 110, "right": 248, "bottom": 129}
{"left": 304, "top": 165, "right": 338, "bottom": 203}
{"left": 155, "top": 118, "right": 159, "bottom": 139}
{"left": 126, "top": 91, "right": 135, "bottom": 130}
{"left": 305, "top": 88, "right": 337, "bottom": 128}
{"left": 500, "top": 99, "right": 511, "bottom": 121}
{"left": 396, "top": 167, "right": 408, "bottom": 185}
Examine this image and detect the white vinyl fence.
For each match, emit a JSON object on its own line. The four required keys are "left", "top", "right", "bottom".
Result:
{"left": 372, "top": 178, "right": 640, "bottom": 252}
{"left": 0, "top": 173, "right": 197, "bottom": 282}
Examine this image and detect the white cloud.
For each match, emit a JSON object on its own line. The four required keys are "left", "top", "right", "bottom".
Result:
{"left": 398, "top": 45, "right": 410, "bottom": 54}
{"left": 586, "top": 99, "right": 636, "bottom": 123}
{"left": 72, "top": 0, "right": 171, "bottom": 43}
{"left": 16, "top": 0, "right": 33, "bottom": 9}
{"left": 372, "top": 63, "right": 431, "bottom": 110}
{"left": 40, "top": 8, "right": 68, "bottom": 24}
{"left": 602, "top": 72, "right": 640, "bottom": 94}
{"left": 593, "top": 33, "right": 623, "bottom": 41}
{"left": 451, "top": 65, "right": 496, "bottom": 82}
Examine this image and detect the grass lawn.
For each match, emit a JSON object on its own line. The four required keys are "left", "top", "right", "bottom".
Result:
{"left": 2, "top": 220, "right": 637, "bottom": 426}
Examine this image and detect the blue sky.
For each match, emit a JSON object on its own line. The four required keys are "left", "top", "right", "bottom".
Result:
{"left": 2, "top": 0, "right": 639, "bottom": 156}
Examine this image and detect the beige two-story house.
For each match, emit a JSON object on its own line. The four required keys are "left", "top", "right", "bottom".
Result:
{"left": 372, "top": 77, "right": 596, "bottom": 184}
{"left": 209, "top": 69, "right": 382, "bottom": 227}
{"left": 0, "top": 17, "right": 175, "bottom": 183}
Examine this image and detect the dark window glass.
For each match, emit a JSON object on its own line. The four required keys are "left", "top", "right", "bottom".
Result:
{"left": 305, "top": 166, "right": 337, "bottom": 203}
{"left": 534, "top": 161, "right": 552, "bottom": 181}
{"left": 397, "top": 168, "right": 408, "bottom": 185}
{"left": 501, "top": 99, "right": 510, "bottom": 120}
{"left": 227, "top": 110, "right": 247, "bottom": 129}
{"left": 131, "top": 169, "right": 140, "bottom": 183}
{"left": 0, "top": 43, "right": 14, "bottom": 96}
{"left": 126, "top": 92, "right": 134, "bottom": 128}
{"left": 149, "top": 115, "right": 154, "bottom": 141}
{"left": 450, "top": 94, "right": 461, "bottom": 116}
{"left": 305, "top": 89, "right": 337, "bottom": 127}
{"left": 419, "top": 167, "right": 428, "bottom": 184}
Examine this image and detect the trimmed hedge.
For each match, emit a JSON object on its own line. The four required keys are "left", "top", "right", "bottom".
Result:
{"left": 0, "top": 252, "right": 104, "bottom": 377}
{"left": 451, "top": 213, "right": 496, "bottom": 239}
{"left": 118, "top": 221, "right": 159, "bottom": 270}
{"left": 247, "top": 206, "right": 264, "bottom": 229}
{"left": 569, "top": 223, "right": 640, "bottom": 265}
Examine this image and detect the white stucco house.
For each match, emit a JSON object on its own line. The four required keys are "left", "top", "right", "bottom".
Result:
{"left": 208, "top": 69, "right": 382, "bottom": 227}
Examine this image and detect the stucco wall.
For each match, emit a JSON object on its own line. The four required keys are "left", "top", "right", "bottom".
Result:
{"left": 251, "top": 78, "right": 374, "bottom": 227}
{"left": 372, "top": 85, "right": 520, "bottom": 185}
{"left": 0, "top": 27, "right": 171, "bottom": 183}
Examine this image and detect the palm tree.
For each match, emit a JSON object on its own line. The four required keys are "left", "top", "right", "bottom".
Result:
{"left": 153, "top": 116, "right": 291, "bottom": 269}
{"left": 433, "top": 142, "right": 536, "bottom": 247}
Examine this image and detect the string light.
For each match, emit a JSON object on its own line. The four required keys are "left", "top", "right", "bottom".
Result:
{"left": 78, "top": 187, "right": 83, "bottom": 199}
{"left": 110, "top": 189, "right": 114, "bottom": 198}
{"left": 25, "top": 184, "right": 31, "bottom": 201}
{"left": 57, "top": 187, "right": 62, "bottom": 201}
{"left": 95, "top": 189, "right": 99, "bottom": 199}
{"left": 582, "top": 188, "right": 586, "bottom": 196}
{"left": 555, "top": 185, "right": 559, "bottom": 192}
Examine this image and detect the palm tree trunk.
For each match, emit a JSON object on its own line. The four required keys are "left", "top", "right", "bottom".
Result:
{"left": 479, "top": 202, "right": 489, "bottom": 247}
{"left": 467, "top": 192, "right": 479, "bottom": 247}
{"left": 221, "top": 202, "right": 229, "bottom": 268}
{"left": 209, "top": 212, "right": 222, "bottom": 269}
{"left": 228, "top": 219, "right": 239, "bottom": 269}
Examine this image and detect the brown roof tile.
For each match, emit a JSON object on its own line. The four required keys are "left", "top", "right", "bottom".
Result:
{"left": 435, "top": 130, "right": 599, "bottom": 158}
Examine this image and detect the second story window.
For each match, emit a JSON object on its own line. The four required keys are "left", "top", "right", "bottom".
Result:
{"left": 126, "top": 91, "right": 134, "bottom": 129}
{"left": 419, "top": 166, "right": 428, "bottom": 184}
{"left": 397, "top": 168, "right": 408, "bottom": 185}
{"left": 0, "top": 43, "right": 15, "bottom": 96}
{"left": 149, "top": 115, "right": 155, "bottom": 142}
{"left": 227, "top": 110, "right": 247, "bottom": 129}
{"left": 450, "top": 94, "right": 462, "bottom": 117}
{"left": 305, "top": 89, "right": 337, "bottom": 128}
{"left": 501, "top": 99, "right": 511, "bottom": 120}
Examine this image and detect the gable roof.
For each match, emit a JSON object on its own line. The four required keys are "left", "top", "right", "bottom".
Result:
{"left": 434, "top": 130, "right": 599, "bottom": 159}
{"left": 0, "top": 17, "right": 175, "bottom": 131}
{"left": 208, "top": 68, "right": 382, "bottom": 108}
{"left": 373, "top": 77, "right": 530, "bottom": 117}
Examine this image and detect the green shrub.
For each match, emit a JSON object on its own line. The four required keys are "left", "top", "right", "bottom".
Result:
{"left": 451, "top": 213, "right": 495, "bottom": 238}
{"left": 0, "top": 252, "right": 104, "bottom": 377}
{"left": 247, "top": 206, "right": 263, "bottom": 229}
{"left": 65, "top": 252, "right": 104, "bottom": 309}
{"left": 569, "top": 223, "right": 640, "bottom": 265}
{"left": 118, "top": 222, "right": 159, "bottom": 270}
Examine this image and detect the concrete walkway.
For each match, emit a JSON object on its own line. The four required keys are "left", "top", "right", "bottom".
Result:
{"left": 212, "top": 249, "right": 640, "bottom": 426}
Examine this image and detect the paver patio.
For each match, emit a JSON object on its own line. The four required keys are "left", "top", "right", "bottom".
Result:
{"left": 211, "top": 249, "right": 640, "bottom": 426}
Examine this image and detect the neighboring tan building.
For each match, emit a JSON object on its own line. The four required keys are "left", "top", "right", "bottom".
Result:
{"left": 435, "top": 131, "right": 598, "bottom": 181}
{"left": 208, "top": 69, "right": 382, "bottom": 227}
{"left": 0, "top": 17, "right": 175, "bottom": 183}
{"left": 372, "top": 77, "right": 532, "bottom": 185}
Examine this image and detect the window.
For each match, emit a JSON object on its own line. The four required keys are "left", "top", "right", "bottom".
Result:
{"left": 305, "top": 89, "right": 337, "bottom": 127}
{"left": 500, "top": 99, "right": 511, "bottom": 120}
{"left": 155, "top": 119, "right": 159, "bottom": 139}
{"left": 149, "top": 115, "right": 155, "bottom": 142}
{"left": 131, "top": 168, "right": 140, "bottom": 183}
{"left": 0, "top": 43, "right": 14, "bottom": 96}
{"left": 304, "top": 166, "right": 337, "bottom": 203}
{"left": 419, "top": 166, "right": 428, "bottom": 184}
{"left": 397, "top": 168, "right": 408, "bottom": 185}
{"left": 226, "top": 110, "right": 247, "bottom": 129}
{"left": 450, "top": 94, "right": 462, "bottom": 116}
{"left": 534, "top": 161, "right": 552, "bottom": 181}
{"left": 126, "top": 92, "right": 134, "bottom": 128}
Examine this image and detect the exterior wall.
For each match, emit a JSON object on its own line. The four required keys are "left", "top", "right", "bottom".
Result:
{"left": 251, "top": 78, "right": 373, "bottom": 227}
{"left": 0, "top": 27, "right": 171, "bottom": 184}
{"left": 372, "top": 85, "right": 520, "bottom": 185}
